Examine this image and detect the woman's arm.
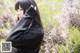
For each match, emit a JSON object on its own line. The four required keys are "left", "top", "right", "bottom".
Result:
{"left": 11, "top": 27, "right": 43, "bottom": 48}
{"left": 6, "top": 15, "right": 43, "bottom": 48}
{"left": 6, "top": 5, "right": 37, "bottom": 41}
{"left": 6, "top": 6, "right": 44, "bottom": 48}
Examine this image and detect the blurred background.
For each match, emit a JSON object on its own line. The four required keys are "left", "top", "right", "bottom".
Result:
{"left": 0, "top": 0, "right": 80, "bottom": 53}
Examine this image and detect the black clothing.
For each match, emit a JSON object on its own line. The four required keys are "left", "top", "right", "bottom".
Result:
{"left": 6, "top": 6, "right": 44, "bottom": 53}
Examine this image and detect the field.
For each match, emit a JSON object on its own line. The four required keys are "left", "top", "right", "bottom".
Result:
{"left": 0, "top": 0, "right": 80, "bottom": 53}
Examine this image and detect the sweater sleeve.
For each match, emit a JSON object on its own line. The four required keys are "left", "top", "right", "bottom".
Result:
{"left": 6, "top": 6, "right": 37, "bottom": 42}
{"left": 6, "top": 6, "right": 44, "bottom": 49}
{"left": 11, "top": 27, "right": 43, "bottom": 48}
{"left": 6, "top": 16, "right": 43, "bottom": 48}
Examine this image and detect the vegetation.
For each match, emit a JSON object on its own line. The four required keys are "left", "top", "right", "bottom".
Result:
{"left": 0, "top": 0, "right": 80, "bottom": 53}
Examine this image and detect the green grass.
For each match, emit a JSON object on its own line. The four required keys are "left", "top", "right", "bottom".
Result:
{"left": 36, "top": 0, "right": 63, "bottom": 27}
{"left": 56, "top": 26, "right": 80, "bottom": 53}
{"left": 0, "top": 38, "right": 5, "bottom": 42}
{"left": 50, "top": 0, "right": 64, "bottom": 2}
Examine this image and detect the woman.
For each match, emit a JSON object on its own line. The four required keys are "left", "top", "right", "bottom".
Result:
{"left": 6, "top": 0, "right": 44, "bottom": 53}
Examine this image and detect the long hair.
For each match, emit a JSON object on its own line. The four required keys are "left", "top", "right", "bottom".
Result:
{"left": 15, "top": 0, "right": 43, "bottom": 28}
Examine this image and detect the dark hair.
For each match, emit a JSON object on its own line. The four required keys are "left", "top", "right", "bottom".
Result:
{"left": 15, "top": 0, "right": 39, "bottom": 14}
{"left": 15, "top": 0, "right": 43, "bottom": 28}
